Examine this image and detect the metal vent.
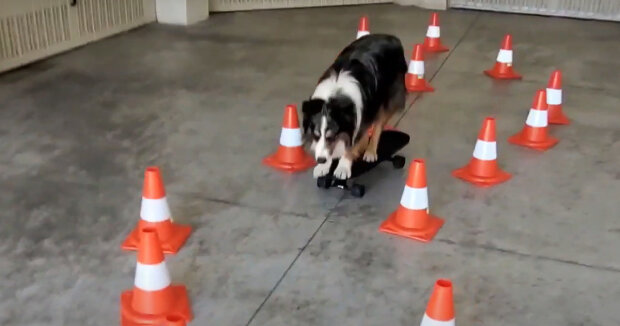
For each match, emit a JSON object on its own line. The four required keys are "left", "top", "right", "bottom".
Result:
{"left": 209, "top": 0, "right": 392, "bottom": 12}
{"left": 77, "top": 0, "right": 145, "bottom": 36}
{"left": 1, "top": 0, "right": 154, "bottom": 73}
{"left": 0, "top": 1, "right": 70, "bottom": 61}
{"left": 450, "top": 0, "right": 620, "bottom": 21}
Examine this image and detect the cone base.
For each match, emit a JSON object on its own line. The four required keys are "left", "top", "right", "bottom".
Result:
{"left": 378, "top": 211, "right": 444, "bottom": 243}
{"left": 452, "top": 165, "right": 512, "bottom": 187}
{"left": 508, "top": 133, "right": 559, "bottom": 151}
{"left": 423, "top": 43, "right": 449, "bottom": 53}
{"left": 484, "top": 68, "right": 522, "bottom": 80}
{"left": 122, "top": 223, "right": 192, "bottom": 254}
{"left": 548, "top": 107, "right": 570, "bottom": 125}
{"left": 406, "top": 78, "right": 435, "bottom": 93}
{"left": 407, "top": 84, "right": 435, "bottom": 93}
{"left": 121, "top": 285, "right": 193, "bottom": 326}
{"left": 262, "top": 151, "right": 316, "bottom": 173}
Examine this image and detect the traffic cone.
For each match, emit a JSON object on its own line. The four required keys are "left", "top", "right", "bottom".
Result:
{"left": 508, "top": 89, "right": 559, "bottom": 151}
{"left": 263, "top": 104, "right": 316, "bottom": 172}
{"left": 120, "top": 228, "right": 193, "bottom": 325}
{"left": 452, "top": 117, "right": 511, "bottom": 187}
{"left": 420, "top": 279, "right": 455, "bottom": 326}
{"left": 422, "top": 12, "right": 449, "bottom": 53}
{"left": 164, "top": 315, "right": 187, "bottom": 326}
{"left": 122, "top": 167, "right": 192, "bottom": 254}
{"left": 379, "top": 159, "right": 444, "bottom": 242}
{"left": 357, "top": 16, "right": 370, "bottom": 39}
{"left": 547, "top": 70, "right": 570, "bottom": 125}
{"left": 484, "top": 34, "right": 522, "bottom": 80}
{"left": 405, "top": 44, "right": 434, "bottom": 93}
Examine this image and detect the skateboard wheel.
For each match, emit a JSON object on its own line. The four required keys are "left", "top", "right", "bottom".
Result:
{"left": 316, "top": 177, "right": 328, "bottom": 189}
{"left": 317, "top": 176, "right": 330, "bottom": 189}
{"left": 392, "top": 155, "right": 406, "bottom": 169}
{"left": 351, "top": 184, "right": 365, "bottom": 198}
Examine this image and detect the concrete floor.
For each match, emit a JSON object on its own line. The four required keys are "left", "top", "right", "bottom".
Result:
{"left": 1, "top": 4, "right": 619, "bottom": 326}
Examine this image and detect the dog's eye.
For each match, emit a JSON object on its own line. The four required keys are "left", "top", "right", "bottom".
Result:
{"left": 325, "top": 136, "right": 335, "bottom": 142}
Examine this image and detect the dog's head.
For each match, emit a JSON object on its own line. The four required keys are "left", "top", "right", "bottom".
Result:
{"left": 301, "top": 96, "right": 356, "bottom": 163}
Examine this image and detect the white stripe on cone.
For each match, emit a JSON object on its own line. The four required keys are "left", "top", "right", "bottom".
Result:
{"left": 141, "top": 197, "right": 172, "bottom": 223}
{"left": 496, "top": 49, "right": 513, "bottom": 64}
{"left": 426, "top": 26, "right": 440, "bottom": 38}
{"left": 357, "top": 31, "right": 369, "bottom": 39}
{"left": 525, "top": 109, "right": 548, "bottom": 128}
{"left": 279, "top": 127, "right": 303, "bottom": 147}
{"left": 400, "top": 185, "right": 429, "bottom": 210}
{"left": 472, "top": 140, "right": 497, "bottom": 161}
{"left": 134, "top": 261, "right": 171, "bottom": 291}
{"left": 546, "top": 88, "right": 562, "bottom": 105}
{"left": 408, "top": 60, "right": 425, "bottom": 76}
{"left": 420, "top": 313, "right": 455, "bottom": 326}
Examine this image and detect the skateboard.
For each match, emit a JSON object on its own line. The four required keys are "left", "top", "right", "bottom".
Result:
{"left": 316, "top": 130, "right": 410, "bottom": 198}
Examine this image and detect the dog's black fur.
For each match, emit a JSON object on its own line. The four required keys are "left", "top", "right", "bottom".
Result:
{"left": 301, "top": 34, "right": 407, "bottom": 178}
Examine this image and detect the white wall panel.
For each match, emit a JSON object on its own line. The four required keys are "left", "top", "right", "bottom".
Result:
{"left": 450, "top": 0, "right": 620, "bottom": 21}
{"left": 209, "top": 0, "right": 392, "bottom": 12}
{"left": 0, "top": 0, "right": 155, "bottom": 73}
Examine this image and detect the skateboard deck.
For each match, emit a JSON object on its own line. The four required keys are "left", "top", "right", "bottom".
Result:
{"left": 317, "top": 130, "right": 410, "bottom": 197}
{"left": 351, "top": 130, "right": 409, "bottom": 178}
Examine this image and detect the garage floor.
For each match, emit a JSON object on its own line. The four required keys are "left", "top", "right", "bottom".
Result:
{"left": 1, "top": 4, "right": 619, "bottom": 326}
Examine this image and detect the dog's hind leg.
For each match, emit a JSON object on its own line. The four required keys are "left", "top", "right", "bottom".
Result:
{"left": 363, "top": 110, "right": 388, "bottom": 162}
{"left": 363, "top": 76, "right": 406, "bottom": 162}
{"left": 386, "top": 73, "right": 408, "bottom": 119}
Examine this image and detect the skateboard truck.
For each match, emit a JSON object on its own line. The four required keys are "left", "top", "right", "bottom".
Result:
{"left": 315, "top": 130, "right": 410, "bottom": 198}
{"left": 317, "top": 154, "right": 406, "bottom": 198}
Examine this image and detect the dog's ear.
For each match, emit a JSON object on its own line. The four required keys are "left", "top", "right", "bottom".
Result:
{"left": 302, "top": 99, "right": 323, "bottom": 116}
{"left": 301, "top": 99, "right": 323, "bottom": 134}
{"left": 327, "top": 97, "right": 356, "bottom": 144}
{"left": 336, "top": 132, "right": 352, "bottom": 148}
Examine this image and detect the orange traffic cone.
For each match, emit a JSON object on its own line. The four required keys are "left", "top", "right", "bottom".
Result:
{"left": 357, "top": 16, "right": 370, "bottom": 39}
{"left": 422, "top": 12, "right": 449, "bottom": 53}
{"left": 547, "top": 70, "right": 570, "bottom": 125}
{"left": 379, "top": 159, "right": 444, "bottom": 242}
{"left": 508, "top": 89, "right": 559, "bottom": 151}
{"left": 452, "top": 117, "right": 511, "bottom": 187}
{"left": 122, "top": 167, "right": 191, "bottom": 254}
{"left": 405, "top": 44, "right": 434, "bottom": 93}
{"left": 420, "top": 279, "right": 455, "bottom": 326}
{"left": 263, "top": 104, "right": 316, "bottom": 172}
{"left": 484, "top": 34, "right": 522, "bottom": 80}
{"left": 121, "top": 228, "right": 193, "bottom": 326}
{"left": 164, "top": 315, "right": 187, "bottom": 326}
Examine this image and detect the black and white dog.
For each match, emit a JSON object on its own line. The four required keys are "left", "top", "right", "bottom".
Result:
{"left": 301, "top": 34, "right": 408, "bottom": 180}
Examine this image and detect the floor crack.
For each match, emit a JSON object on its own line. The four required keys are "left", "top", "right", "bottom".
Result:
{"left": 394, "top": 12, "right": 482, "bottom": 127}
{"left": 245, "top": 193, "right": 346, "bottom": 326}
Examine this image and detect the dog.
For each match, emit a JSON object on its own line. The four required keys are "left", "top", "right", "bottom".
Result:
{"left": 301, "top": 34, "right": 408, "bottom": 180}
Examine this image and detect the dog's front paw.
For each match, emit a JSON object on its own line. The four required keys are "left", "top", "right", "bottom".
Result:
{"left": 313, "top": 163, "right": 331, "bottom": 178}
{"left": 333, "top": 158, "right": 352, "bottom": 180}
{"left": 363, "top": 149, "right": 378, "bottom": 162}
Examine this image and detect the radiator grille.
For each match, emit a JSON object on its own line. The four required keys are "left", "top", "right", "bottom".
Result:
{"left": 1, "top": 0, "right": 154, "bottom": 73}
{"left": 0, "top": 1, "right": 70, "bottom": 60}
{"left": 450, "top": 0, "right": 620, "bottom": 21}
{"left": 77, "top": 0, "right": 145, "bottom": 36}
{"left": 209, "top": 0, "right": 392, "bottom": 12}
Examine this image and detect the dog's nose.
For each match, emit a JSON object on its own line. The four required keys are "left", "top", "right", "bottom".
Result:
{"left": 317, "top": 157, "right": 327, "bottom": 164}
